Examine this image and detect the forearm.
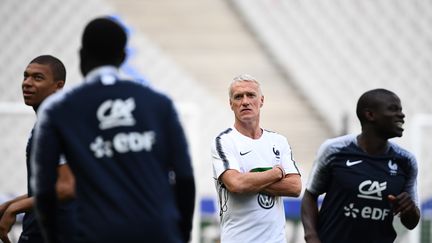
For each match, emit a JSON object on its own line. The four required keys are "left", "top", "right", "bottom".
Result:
{"left": 222, "top": 167, "right": 284, "bottom": 194}
{"left": 7, "top": 197, "right": 34, "bottom": 215}
{"left": 56, "top": 164, "right": 75, "bottom": 201}
{"left": 1, "top": 194, "right": 28, "bottom": 207}
{"left": 301, "top": 190, "right": 321, "bottom": 243}
{"left": 262, "top": 174, "right": 301, "bottom": 197}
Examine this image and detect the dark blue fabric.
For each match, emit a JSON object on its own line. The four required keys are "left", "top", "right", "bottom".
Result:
{"left": 317, "top": 142, "right": 414, "bottom": 243}
{"left": 24, "top": 130, "right": 77, "bottom": 243}
{"left": 32, "top": 76, "right": 194, "bottom": 243}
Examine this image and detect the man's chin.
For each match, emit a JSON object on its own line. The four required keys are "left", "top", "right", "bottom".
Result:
{"left": 239, "top": 116, "right": 256, "bottom": 122}
{"left": 23, "top": 100, "right": 35, "bottom": 107}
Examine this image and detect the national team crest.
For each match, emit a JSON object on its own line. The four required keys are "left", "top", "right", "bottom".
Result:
{"left": 388, "top": 160, "right": 398, "bottom": 176}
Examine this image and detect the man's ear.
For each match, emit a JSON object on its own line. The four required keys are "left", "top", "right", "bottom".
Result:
{"left": 364, "top": 109, "right": 375, "bottom": 122}
{"left": 56, "top": 80, "right": 65, "bottom": 90}
{"left": 260, "top": 95, "right": 264, "bottom": 108}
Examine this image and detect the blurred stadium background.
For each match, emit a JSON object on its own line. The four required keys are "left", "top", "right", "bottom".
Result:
{"left": 0, "top": 0, "right": 431, "bottom": 242}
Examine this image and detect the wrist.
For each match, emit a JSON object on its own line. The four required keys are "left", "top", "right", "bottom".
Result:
{"left": 274, "top": 166, "right": 285, "bottom": 180}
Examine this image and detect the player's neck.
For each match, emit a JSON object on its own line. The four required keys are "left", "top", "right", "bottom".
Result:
{"left": 357, "top": 133, "right": 388, "bottom": 155}
{"left": 234, "top": 122, "right": 262, "bottom": 139}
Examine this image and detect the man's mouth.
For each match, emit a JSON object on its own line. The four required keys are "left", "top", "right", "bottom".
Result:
{"left": 395, "top": 121, "right": 404, "bottom": 129}
{"left": 23, "top": 91, "right": 34, "bottom": 98}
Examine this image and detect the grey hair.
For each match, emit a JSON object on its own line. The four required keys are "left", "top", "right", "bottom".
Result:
{"left": 229, "top": 74, "right": 263, "bottom": 98}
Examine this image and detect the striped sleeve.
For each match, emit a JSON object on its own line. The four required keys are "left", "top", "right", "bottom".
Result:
{"left": 281, "top": 137, "right": 300, "bottom": 175}
{"left": 306, "top": 139, "right": 337, "bottom": 195}
{"left": 211, "top": 128, "right": 240, "bottom": 180}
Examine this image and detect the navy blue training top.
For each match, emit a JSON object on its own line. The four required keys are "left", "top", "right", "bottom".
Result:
{"left": 30, "top": 67, "right": 195, "bottom": 243}
{"left": 306, "top": 134, "right": 418, "bottom": 243}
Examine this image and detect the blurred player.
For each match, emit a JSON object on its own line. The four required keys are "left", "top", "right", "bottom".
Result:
{"left": 0, "top": 55, "right": 75, "bottom": 243}
{"left": 31, "top": 17, "right": 196, "bottom": 243}
{"left": 211, "top": 74, "right": 301, "bottom": 242}
{"left": 301, "top": 88, "right": 420, "bottom": 243}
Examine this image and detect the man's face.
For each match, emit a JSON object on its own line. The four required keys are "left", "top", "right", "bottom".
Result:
{"left": 371, "top": 94, "right": 405, "bottom": 138}
{"left": 22, "top": 63, "right": 62, "bottom": 108}
{"left": 230, "top": 81, "right": 264, "bottom": 123}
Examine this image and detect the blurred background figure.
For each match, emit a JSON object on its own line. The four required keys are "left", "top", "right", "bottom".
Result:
{"left": 31, "top": 17, "right": 195, "bottom": 243}
{"left": 0, "top": 55, "right": 75, "bottom": 243}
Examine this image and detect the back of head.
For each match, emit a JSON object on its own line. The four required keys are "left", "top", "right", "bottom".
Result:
{"left": 30, "top": 55, "right": 66, "bottom": 83}
{"left": 356, "top": 88, "right": 396, "bottom": 124}
{"left": 80, "top": 17, "right": 127, "bottom": 74}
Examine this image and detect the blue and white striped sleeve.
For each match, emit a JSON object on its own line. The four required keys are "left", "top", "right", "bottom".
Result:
{"left": 405, "top": 153, "right": 419, "bottom": 207}
{"left": 306, "top": 139, "right": 335, "bottom": 195}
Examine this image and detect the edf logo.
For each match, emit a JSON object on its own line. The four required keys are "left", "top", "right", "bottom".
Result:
{"left": 344, "top": 203, "right": 390, "bottom": 221}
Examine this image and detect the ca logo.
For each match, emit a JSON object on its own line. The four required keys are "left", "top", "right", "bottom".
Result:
{"left": 97, "top": 98, "right": 136, "bottom": 130}
{"left": 357, "top": 180, "right": 387, "bottom": 201}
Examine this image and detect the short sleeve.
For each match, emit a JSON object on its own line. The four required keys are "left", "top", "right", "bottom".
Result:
{"left": 306, "top": 140, "right": 334, "bottom": 195}
{"left": 280, "top": 137, "right": 300, "bottom": 175}
{"left": 211, "top": 133, "right": 240, "bottom": 180}
{"left": 404, "top": 153, "right": 419, "bottom": 207}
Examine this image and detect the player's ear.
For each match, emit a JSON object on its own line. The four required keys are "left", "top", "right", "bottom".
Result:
{"left": 56, "top": 80, "right": 65, "bottom": 90}
{"left": 364, "top": 108, "right": 375, "bottom": 122}
{"left": 260, "top": 95, "right": 264, "bottom": 108}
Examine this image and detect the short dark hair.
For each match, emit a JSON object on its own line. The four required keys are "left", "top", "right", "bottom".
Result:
{"left": 356, "top": 88, "right": 396, "bottom": 124}
{"left": 81, "top": 17, "right": 127, "bottom": 64}
{"left": 30, "top": 55, "right": 66, "bottom": 82}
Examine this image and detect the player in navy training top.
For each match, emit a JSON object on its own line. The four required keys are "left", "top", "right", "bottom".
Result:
{"left": 31, "top": 17, "right": 196, "bottom": 243}
{"left": 0, "top": 55, "right": 76, "bottom": 243}
{"left": 301, "top": 89, "right": 420, "bottom": 243}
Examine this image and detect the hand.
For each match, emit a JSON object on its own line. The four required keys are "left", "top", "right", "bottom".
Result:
{"left": 0, "top": 208, "right": 16, "bottom": 243}
{"left": 273, "top": 165, "right": 285, "bottom": 179}
{"left": 388, "top": 192, "right": 416, "bottom": 215}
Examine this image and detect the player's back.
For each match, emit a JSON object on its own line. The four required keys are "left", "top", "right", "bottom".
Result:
{"left": 45, "top": 74, "right": 190, "bottom": 242}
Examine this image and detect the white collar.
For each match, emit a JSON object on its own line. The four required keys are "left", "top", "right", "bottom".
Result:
{"left": 84, "top": 66, "right": 120, "bottom": 84}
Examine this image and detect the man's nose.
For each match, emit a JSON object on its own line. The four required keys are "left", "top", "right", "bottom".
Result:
{"left": 23, "top": 77, "right": 33, "bottom": 86}
{"left": 241, "top": 96, "right": 250, "bottom": 105}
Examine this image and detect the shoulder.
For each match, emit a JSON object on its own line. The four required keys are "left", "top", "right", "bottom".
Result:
{"left": 388, "top": 141, "right": 417, "bottom": 166}
{"left": 213, "top": 128, "right": 234, "bottom": 141}
{"left": 37, "top": 88, "right": 69, "bottom": 116}
{"left": 263, "top": 129, "right": 288, "bottom": 142}
{"left": 317, "top": 134, "right": 356, "bottom": 158}
{"left": 123, "top": 81, "right": 174, "bottom": 105}
{"left": 211, "top": 128, "right": 234, "bottom": 152}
